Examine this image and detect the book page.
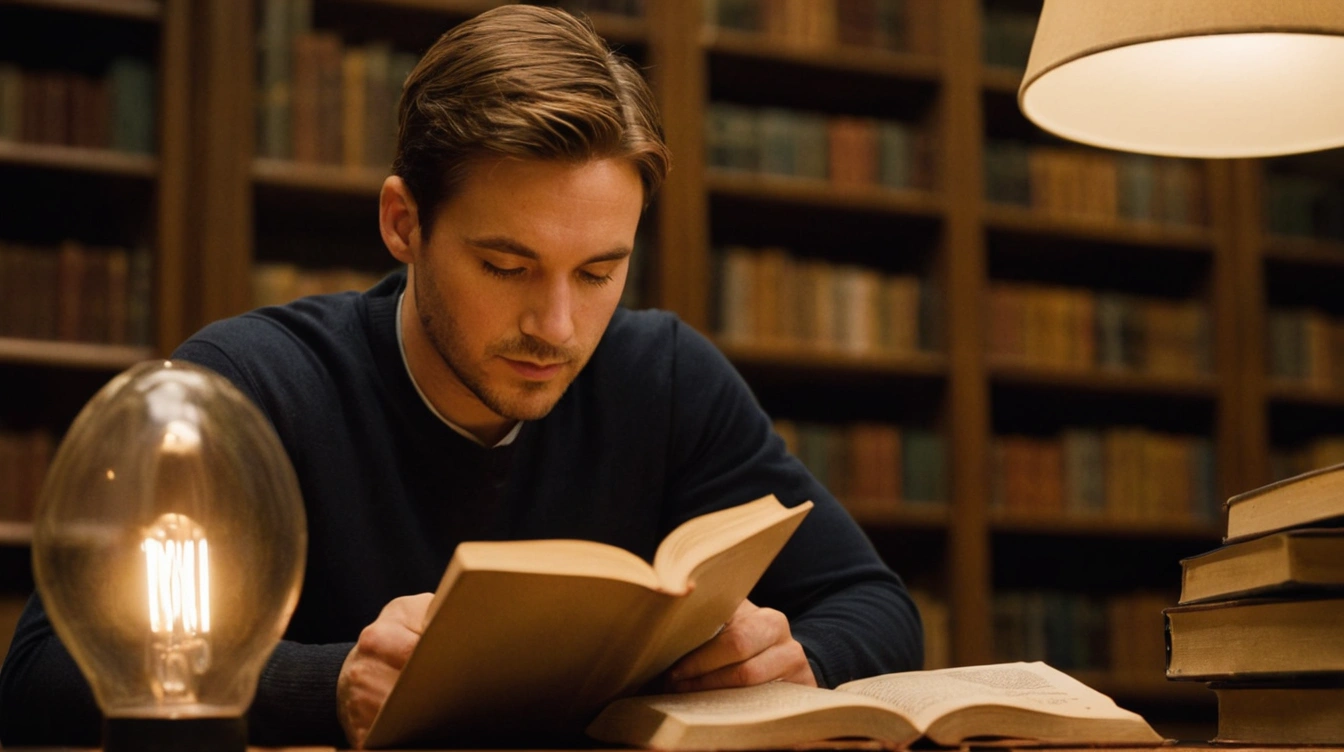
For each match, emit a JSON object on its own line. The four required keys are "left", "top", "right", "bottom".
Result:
{"left": 588, "top": 682, "right": 920, "bottom": 750}
{"left": 652, "top": 495, "right": 811, "bottom": 590}
{"left": 837, "top": 662, "right": 1140, "bottom": 732}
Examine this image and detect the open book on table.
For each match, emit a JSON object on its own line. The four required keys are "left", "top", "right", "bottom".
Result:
{"left": 587, "top": 661, "right": 1164, "bottom": 750}
{"left": 363, "top": 494, "right": 812, "bottom": 749}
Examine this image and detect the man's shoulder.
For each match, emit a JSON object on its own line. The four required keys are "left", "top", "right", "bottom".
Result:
{"left": 595, "top": 306, "right": 710, "bottom": 371}
{"left": 183, "top": 292, "right": 365, "bottom": 360}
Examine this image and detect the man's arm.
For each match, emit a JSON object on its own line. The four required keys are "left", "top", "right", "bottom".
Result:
{"left": 662, "top": 319, "right": 924, "bottom": 688}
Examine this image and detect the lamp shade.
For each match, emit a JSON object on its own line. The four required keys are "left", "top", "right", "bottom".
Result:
{"left": 1019, "top": 0, "right": 1344, "bottom": 158}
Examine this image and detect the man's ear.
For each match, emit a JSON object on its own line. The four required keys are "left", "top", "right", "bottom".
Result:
{"left": 380, "top": 176, "right": 420, "bottom": 265}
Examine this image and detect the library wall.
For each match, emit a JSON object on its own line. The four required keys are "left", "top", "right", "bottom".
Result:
{"left": 4, "top": 0, "right": 1344, "bottom": 735}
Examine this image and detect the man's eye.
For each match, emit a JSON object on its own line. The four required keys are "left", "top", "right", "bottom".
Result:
{"left": 579, "top": 270, "right": 615, "bottom": 286}
{"left": 482, "top": 261, "right": 525, "bottom": 279}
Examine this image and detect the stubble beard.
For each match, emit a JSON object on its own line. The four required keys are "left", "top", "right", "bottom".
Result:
{"left": 414, "top": 267, "right": 578, "bottom": 422}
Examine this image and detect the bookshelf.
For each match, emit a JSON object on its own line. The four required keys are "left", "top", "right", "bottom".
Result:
{"left": 0, "top": 0, "right": 191, "bottom": 661}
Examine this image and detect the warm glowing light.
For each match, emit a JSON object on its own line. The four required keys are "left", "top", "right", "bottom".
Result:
{"left": 141, "top": 513, "right": 212, "bottom": 702}
{"left": 106, "top": 469, "right": 115, "bottom": 481}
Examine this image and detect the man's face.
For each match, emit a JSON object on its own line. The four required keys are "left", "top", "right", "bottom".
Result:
{"left": 410, "top": 156, "right": 644, "bottom": 423}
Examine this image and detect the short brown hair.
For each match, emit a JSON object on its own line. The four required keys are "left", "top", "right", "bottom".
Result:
{"left": 393, "top": 5, "right": 670, "bottom": 238}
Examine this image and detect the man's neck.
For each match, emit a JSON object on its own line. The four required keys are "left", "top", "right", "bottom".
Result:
{"left": 397, "top": 282, "right": 518, "bottom": 447}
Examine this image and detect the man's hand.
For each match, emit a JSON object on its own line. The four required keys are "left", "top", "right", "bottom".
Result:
{"left": 337, "top": 593, "right": 433, "bottom": 749}
{"left": 664, "top": 599, "right": 817, "bottom": 692}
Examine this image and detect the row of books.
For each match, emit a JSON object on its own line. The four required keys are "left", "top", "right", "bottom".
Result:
{"left": 1270, "top": 435, "right": 1344, "bottom": 482}
{"left": 1265, "top": 171, "right": 1344, "bottom": 241}
{"left": 1267, "top": 307, "right": 1344, "bottom": 388}
{"left": 253, "top": 262, "right": 387, "bottom": 308}
{"left": 992, "top": 429, "right": 1220, "bottom": 524}
{"left": 703, "top": 0, "right": 937, "bottom": 54}
{"left": 256, "top": 0, "right": 419, "bottom": 166}
{"left": 993, "top": 590, "right": 1169, "bottom": 677}
{"left": 0, "top": 241, "right": 153, "bottom": 345}
{"left": 1165, "top": 466, "right": 1344, "bottom": 743}
{"left": 706, "top": 103, "right": 931, "bottom": 190}
{"left": 987, "top": 283, "right": 1213, "bottom": 376}
{"left": 774, "top": 420, "right": 946, "bottom": 507}
{"left": 714, "top": 246, "right": 937, "bottom": 355}
{"left": 0, "top": 60, "right": 155, "bottom": 154}
{"left": 985, "top": 141, "right": 1206, "bottom": 227}
{"left": 0, "top": 428, "right": 53, "bottom": 524}
{"left": 981, "top": 8, "right": 1038, "bottom": 70}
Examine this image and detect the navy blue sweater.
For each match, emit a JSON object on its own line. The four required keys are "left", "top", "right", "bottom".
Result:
{"left": 0, "top": 269, "right": 922, "bottom": 747}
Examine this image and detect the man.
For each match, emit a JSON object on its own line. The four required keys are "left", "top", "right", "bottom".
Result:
{"left": 0, "top": 5, "right": 922, "bottom": 748}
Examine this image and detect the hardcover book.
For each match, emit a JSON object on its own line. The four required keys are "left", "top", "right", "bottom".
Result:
{"left": 363, "top": 494, "right": 812, "bottom": 749}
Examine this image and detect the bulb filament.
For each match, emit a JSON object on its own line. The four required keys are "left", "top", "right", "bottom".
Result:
{"left": 142, "top": 513, "right": 212, "bottom": 703}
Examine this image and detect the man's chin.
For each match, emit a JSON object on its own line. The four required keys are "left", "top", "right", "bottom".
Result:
{"left": 488, "top": 385, "right": 569, "bottom": 422}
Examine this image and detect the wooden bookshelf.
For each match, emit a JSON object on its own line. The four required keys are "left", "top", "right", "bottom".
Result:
{"left": 990, "top": 511, "right": 1222, "bottom": 540}
{"left": 6, "top": 0, "right": 161, "bottom": 21}
{"left": 1266, "top": 380, "right": 1344, "bottom": 407}
{"left": 847, "top": 503, "right": 950, "bottom": 531}
{"left": 702, "top": 27, "right": 941, "bottom": 81}
{"left": 0, "top": 338, "right": 156, "bottom": 370}
{"left": 718, "top": 340, "right": 947, "bottom": 378}
{"left": 0, "top": 0, "right": 189, "bottom": 657}
{"left": 0, "top": 523, "right": 35, "bottom": 547}
{"left": 1262, "top": 234, "right": 1344, "bottom": 267}
{"left": 707, "top": 170, "right": 945, "bottom": 218}
{"left": 252, "top": 158, "right": 386, "bottom": 197}
{"left": 983, "top": 204, "right": 1216, "bottom": 251}
{"left": 0, "top": 142, "right": 158, "bottom": 178}
{"left": 989, "top": 362, "right": 1221, "bottom": 399}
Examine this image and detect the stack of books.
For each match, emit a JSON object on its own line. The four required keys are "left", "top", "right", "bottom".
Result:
{"left": 1164, "top": 463, "right": 1344, "bottom": 744}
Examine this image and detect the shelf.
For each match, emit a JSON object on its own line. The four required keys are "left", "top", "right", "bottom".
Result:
{"left": 990, "top": 511, "right": 1222, "bottom": 540}
{"left": 707, "top": 170, "right": 944, "bottom": 219}
{"left": 1263, "top": 234, "right": 1344, "bottom": 267}
{"left": 703, "top": 28, "right": 941, "bottom": 82}
{"left": 989, "top": 361, "right": 1220, "bottom": 399}
{"left": 719, "top": 340, "right": 947, "bottom": 378}
{"left": 583, "top": 10, "right": 648, "bottom": 45}
{"left": 1266, "top": 380, "right": 1344, "bottom": 407}
{"left": 983, "top": 204, "right": 1215, "bottom": 252}
{"left": 347, "top": 1, "right": 646, "bottom": 43}
{"left": 0, "top": 338, "right": 156, "bottom": 370}
{"left": 350, "top": 0, "right": 503, "bottom": 16}
{"left": 848, "top": 503, "right": 950, "bottom": 530}
{"left": 981, "top": 65, "right": 1023, "bottom": 95}
{"left": 0, "top": 141, "right": 158, "bottom": 178}
{"left": 4, "top": 0, "right": 161, "bottom": 21}
{"left": 0, "top": 523, "right": 34, "bottom": 547}
{"left": 1071, "top": 670, "right": 1214, "bottom": 705}
{"left": 252, "top": 158, "right": 386, "bottom": 197}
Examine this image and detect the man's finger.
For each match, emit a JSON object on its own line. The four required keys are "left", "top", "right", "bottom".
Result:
{"left": 668, "top": 642, "right": 800, "bottom": 692}
{"left": 667, "top": 606, "right": 778, "bottom": 682}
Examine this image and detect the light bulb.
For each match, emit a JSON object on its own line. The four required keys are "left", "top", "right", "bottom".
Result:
{"left": 32, "top": 361, "right": 307, "bottom": 752}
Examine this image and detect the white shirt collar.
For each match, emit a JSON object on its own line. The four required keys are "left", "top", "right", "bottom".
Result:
{"left": 396, "top": 291, "right": 522, "bottom": 448}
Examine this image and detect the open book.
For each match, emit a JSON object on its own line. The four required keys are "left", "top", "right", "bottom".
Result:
{"left": 363, "top": 494, "right": 812, "bottom": 749}
{"left": 587, "top": 662, "right": 1164, "bottom": 750}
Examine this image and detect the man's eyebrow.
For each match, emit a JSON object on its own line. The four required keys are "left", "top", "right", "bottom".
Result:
{"left": 466, "top": 235, "right": 633, "bottom": 265}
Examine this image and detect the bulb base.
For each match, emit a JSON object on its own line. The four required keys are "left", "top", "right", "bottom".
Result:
{"left": 104, "top": 716, "right": 246, "bottom": 752}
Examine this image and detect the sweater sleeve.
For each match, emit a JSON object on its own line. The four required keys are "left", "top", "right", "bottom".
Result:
{"left": 0, "top": 592, "right": 351, "bottom": 747}
{"left": 663, "top": 320, "right": 924, "bottom": 686}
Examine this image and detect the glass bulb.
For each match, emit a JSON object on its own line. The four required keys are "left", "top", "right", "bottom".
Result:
{"left": 32, "top": 361, "right": 307, "bottom": 752}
